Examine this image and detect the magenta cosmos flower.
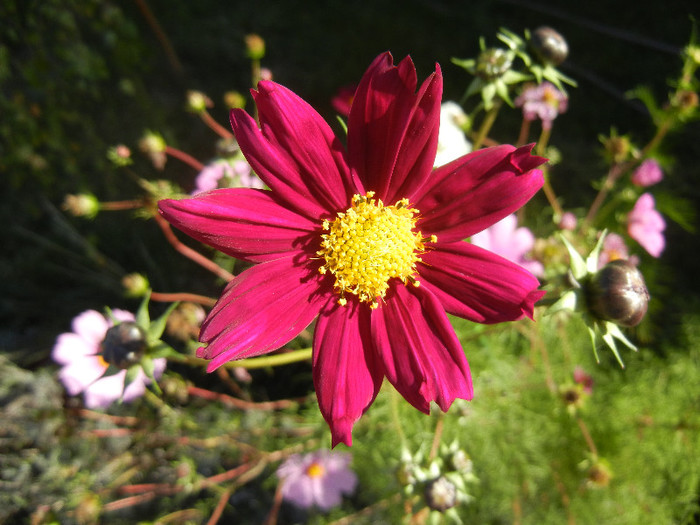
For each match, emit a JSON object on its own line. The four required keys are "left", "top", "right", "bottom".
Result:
{"left": 277, "top": 450, "right": 357, "bottom": 510}
{"left": 628, "top": 193, "right": 665, "bottom": 257}
{"left": 52, "top": 309, "right": 166, "bottom": 409}
{"left": 158, "top": 52, "right": 546, "bottom": 446}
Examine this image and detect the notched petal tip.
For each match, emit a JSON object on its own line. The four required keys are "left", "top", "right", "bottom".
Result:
{"left": 511, "top": 143, "right": 548, "bottom": 173}
{"left": 330, "top": 418, "right": 355, "bottom": 448}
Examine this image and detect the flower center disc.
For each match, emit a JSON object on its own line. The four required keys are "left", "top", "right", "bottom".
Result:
{"left": 318, "top": 192, "right": 434, "bottom": 308}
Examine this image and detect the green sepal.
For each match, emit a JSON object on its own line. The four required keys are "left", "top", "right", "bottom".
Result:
{"left": 101, "top": 363, "right": 125, "bottom": 379}
{"left": 546, "top": 289, "right": 578, "bottom": 315}
{"left": 121, "top": 364, "right": 141, "bottom": 402}
{"left": 559, "top": 234, "right": 587, "bottom": 280}
{"left": 135, "top": 291, "right": 152, "bottom": 330}
{"left": 147, "top": 300, "right": 179, "bottom": 345}
{"left": 140, "top": 354, "right": 162, "bottom": 395}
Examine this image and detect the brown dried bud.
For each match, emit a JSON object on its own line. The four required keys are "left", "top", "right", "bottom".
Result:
{"left": 530, "top": 26, "right": 569, "bottom": 66}
{"left": 586, "top": 260, "right": 649, "bottom": 327}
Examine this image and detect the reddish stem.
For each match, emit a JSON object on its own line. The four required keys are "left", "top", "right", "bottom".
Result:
{"left": 187, "top": 385, "right": 304, "bottom": 411}
{"left": 150, "top": 290, "right": 217, "bottom": 307}
{"left": 154, "top": 214, "right": 234, "bottom": 282}
{"left": 100, "top": 200, "right": 144, "bottom": 211}
{"left": 201, "top": 111, "right": 234, "bottom": 139}
{"left": 165, "top": 145, "right": 205, "bottom": 171}
{"left": 206, "top": 488, "right": 232, "bottom": 525}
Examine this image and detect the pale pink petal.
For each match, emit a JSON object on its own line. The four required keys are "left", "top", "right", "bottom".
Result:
{"left": 52, "top": 333, "right": 97, "bottom": 365}
{"left": 58, "top": 356, "right": 108, "bottom": 396}
{"left": 198, "top": 257, "right": 329, "bottom": 371}
{"left": 159, "top": 189, "right": 317, "bottom": 263}
{"left": 313, "top": 299, "right": 384, "bottom": 447}
{"left": 418, "top": 241, "right": 544, "bottom": 323}
{"left": 83, "top": 372, "right": 128, "bottom": 409}
{"left": 415, "top": 144, "right": 545, "bottom": 242}
{"left": 371, "top": 285, "right": 473, "bottom": 413}
{"left": 71, "top": 310, "right": 111, "bottom": 346}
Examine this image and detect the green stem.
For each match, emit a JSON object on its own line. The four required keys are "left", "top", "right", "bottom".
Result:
{"left": 471, "top": 99, "right": 502, "bottom": 150}
{"left": 167, "top": 347, "right": 312, "bottom": 370}
{"left": 535, "top": 126, "right": 564, "bottom": 219}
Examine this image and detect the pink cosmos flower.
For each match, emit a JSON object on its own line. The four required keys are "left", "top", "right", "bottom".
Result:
{"left": 158, "top": 52, "right": 546, "bottom": 446}
{"left": 52, "top": 309, "right": 166, "bottom": 409}
{"left": 558, "top": 211, "right": 577, "bottom": 231}
{"left": 515, "top": 82, "right": 568, "bottom": 130}
{"left": 597, "top": 232, "right": 639, "bottom": 268}
{"left": 631, "top": 159, "right": 663, "bottom": 187}
{"left": 276, "top": 450, "right": 357, "bottom": 510}
{"left": 192, "top": 158, "right": 264, "bottom": 195}
{"left": 628, "top": 193, "right": 665, "bottom": 257}
{"left": 470, "top": 214, "right": 544, "bottom": 276}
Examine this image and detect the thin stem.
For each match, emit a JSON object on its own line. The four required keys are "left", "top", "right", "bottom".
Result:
{"left": 99, "top": 200, "right": 144, "bottom": 211}
{"left": 471, "top": 99, "right": 502, "bottom": 150}
{"left": 187, "top": 385, "right": 307, "bottom": 411}
{"left": 534, "top": 126, "right": 564, "bottom": 219}
{"left": 154, "top": 213, "right": 234, "bottom": 282}
{"left": 429, "top": 412, "right": 445, "bottom": 460}
{"left": 516, "top": 118, "right": 531, "bottom": 146}
{"left": 201, "top": 111, "right": 234, "bottom": 139}
{"left": 206, "top": 489, "right": 231, "bottom": 525}
{"left": 133, "top": 0, "right": 183, "bottom": 74}
{"left": 150, "top": 290, "right": 217, "bottom": 307}
{"left": 576, "top": 417, "right": 599, "bottom": 457}
{"left": 167, "top": 347, "right": 312, "bottom": 370}
{"left": 389, "top": 386, "right": 408, "bottom": 449}
{"left": 165, "top": 145, "right": 205, "bottom": 171}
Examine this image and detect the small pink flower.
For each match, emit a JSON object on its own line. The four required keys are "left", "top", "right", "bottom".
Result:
{"left": 192, "top": 159, "right": 264, "bottom": 195}
{"left": 470, "top": 214, "right": 544, "bottom": 276}
{"left": 558, "top": 212, "right": 577, "bottom": 231}
{"left": 515, "top": 82, "right": 568, "bottom": 130}
{"left": 628, "top": 193, "right": 665, "bottom": 257}
{"left": 52, "top": 310, "right": 166, "bottom": 409}
{"left": 598, "top": 233, "right": 639, "bottom": 268}
{"left": 631, "top": 159, "right": 663, "bottom": 187}
{"left": 277, "top": 450, "right": 358, "bottom": 511}
{"left": 573, "top": 366, "right": 594, "bottom": 394}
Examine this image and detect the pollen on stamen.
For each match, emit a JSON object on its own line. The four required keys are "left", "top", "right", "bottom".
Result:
{"left": 317, "top": 193, "right": 434, "bottom": 307}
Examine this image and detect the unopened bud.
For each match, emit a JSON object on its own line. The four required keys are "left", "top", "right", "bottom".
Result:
{"left": 122, "top": 273, "right": 150, "bottom": 298}
{"left": 586, "top": 259, "right": 649, "bottom": 327}
{"left": 425, "top": 476, "right": 457, "bottom": 512}
{"left": 101, "top": 321, "right": 147, "bottom": 369}
{"left": 245, "top": 34, "right": 265, "bottom": 60}
{"left": 62, "top": 193, "right": 100, "bottom": 218}
{"left": 139, "top": 131, "right": 166, "bottom": 154}
{"left": 186, "top": 90, "right": 213, "bottom": 113}
{"left": 224, "top": 90, "right": 246, "bottom": 109}
{"left": 476, "top": 48, "right": 513, "bottom": 80}
{"left": 107, "top": 144, "right": 133, "bottom": 167}
{"left": 602, "top": 135, "right": 631, "bottom": 164}
{"left": 530, "top": 26, "right": 569, "bottom": 66}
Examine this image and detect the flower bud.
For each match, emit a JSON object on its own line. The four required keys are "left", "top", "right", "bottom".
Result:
{"left": 245, "top": 34, "right": 265, "bottom": 60}
{"left": 62, "top": 193, "right": 100, "bottom": 218}
{"left": 101, "top": 321, "right": 147, "bottom": 369}
{"left": 530, "top": 26, "right": 569, "bottom": 66}
{"left": 223, "top": 90, "right": 246, "bottom": 110}
{"left": 586, "top": 259, "right": 649, "bottom": 327}
{"left": 475, "top": 48, "right": 513, "bottom": 80}
{"left": 107, "top": 144, "right": 133, "bottom": 167}
{"left": 122, "top": 273, "right": 150, "bottom": 298}
{"left": 186, "top": 90, "right": 212, "bottom": 113}
{"left": 424, "top": 476, "right": 457, "bottom": 512}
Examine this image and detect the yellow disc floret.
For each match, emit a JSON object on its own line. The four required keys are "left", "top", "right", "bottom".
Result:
{"left": 318, "top": 192, "right": 436, "bottom": 309}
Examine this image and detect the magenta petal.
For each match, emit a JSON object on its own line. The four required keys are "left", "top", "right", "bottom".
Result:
{"left": 230, "top": 82, "right": 357, "bottom": 219}
{"left": 347, "top": 53, "right": 442, "bottom": 203}
{"left": 371, "top": 285, "right": 473, "bottom": 413}
{"left": 415, "top": 144, "right": 546, "bottom": 242}
{"left": 419, "top": 241, "right": 545, "bottom": 323}
{"left": 313, "top": 300, "right": 384, "bottom": 447}
{"left": 198, "top": 257, "right": 328, "bottom": 370}
{"left": 159, "top": 189, "right": 316, "bottom": 263}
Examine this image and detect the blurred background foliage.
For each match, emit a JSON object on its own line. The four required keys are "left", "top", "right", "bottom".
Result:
{"left": 1, "top": 0, "right": 699, "bottom": 523}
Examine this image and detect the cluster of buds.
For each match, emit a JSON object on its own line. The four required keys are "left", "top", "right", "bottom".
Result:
{"left": 397, "top": 441, "right": 478, "bottom": 521}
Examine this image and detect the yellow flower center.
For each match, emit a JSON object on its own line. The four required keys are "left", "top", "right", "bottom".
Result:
{"left": 318, "top": 192, "right": 435, "bottom": 309}
{"left": 306, "top": 462, "right": 325, "bottom": 478}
